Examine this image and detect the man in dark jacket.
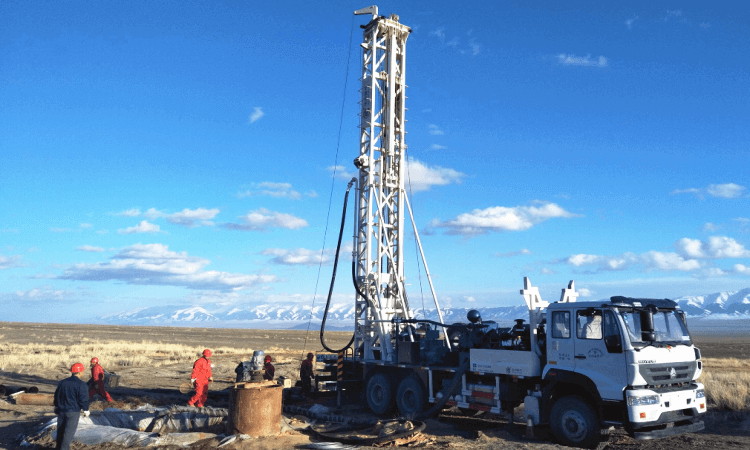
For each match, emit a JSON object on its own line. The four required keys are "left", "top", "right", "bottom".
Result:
{"left": 299, "top": 352, "right": 314, "bottom": 397}
{"left": 54, "top": 362, "right": 90, "bottom": 450}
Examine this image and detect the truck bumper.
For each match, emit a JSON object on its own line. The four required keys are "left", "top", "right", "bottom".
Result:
{"left": 632, "top": 419, "right": 704, "bottom": 440}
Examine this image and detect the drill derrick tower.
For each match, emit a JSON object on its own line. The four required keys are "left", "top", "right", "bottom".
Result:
{"left": 351, "top": 6, "right": 448, "bottom": 363}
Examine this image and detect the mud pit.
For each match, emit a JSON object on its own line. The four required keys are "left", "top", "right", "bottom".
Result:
{"left": 0, "top": 322, "right": 748, "bottom": 450}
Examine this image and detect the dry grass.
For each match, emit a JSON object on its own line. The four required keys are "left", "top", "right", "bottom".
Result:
{"left": 0, "top": 339, "right": 290, "bottom": 374}
{"left": 699, "top": 357, "right": 750, "bottom": 411}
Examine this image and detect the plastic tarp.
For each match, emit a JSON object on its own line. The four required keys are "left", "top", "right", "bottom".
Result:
{"left": 22, "top": 404, "right": 228, "bottom": 447}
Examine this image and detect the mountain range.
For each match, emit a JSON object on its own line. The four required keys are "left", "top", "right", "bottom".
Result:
{"left": 99, "top": 287, "right": 750, "bottom": 329}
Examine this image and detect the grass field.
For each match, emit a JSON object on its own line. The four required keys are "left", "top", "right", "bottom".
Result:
{"left": 0, "top": 328, "right": 747, "bottom": 412}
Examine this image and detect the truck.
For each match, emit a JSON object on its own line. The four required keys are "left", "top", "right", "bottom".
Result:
{"left": 322, "top": 7, "right": 707, "bottom": 448}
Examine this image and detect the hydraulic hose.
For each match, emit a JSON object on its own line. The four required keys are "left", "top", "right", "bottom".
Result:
{"left": 320, "top": 178, "right": 358, "bottom": 354}
{"left": 415, "top": 357, "right": 471, "bottom": 420}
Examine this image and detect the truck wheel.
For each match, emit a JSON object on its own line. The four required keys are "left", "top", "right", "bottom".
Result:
{"left": 396, "top": 375, "right": 425, "bottom": 419}
{"left": 366, "top": 373, "right": 394, "bottom": 415}
{"left": 550, "top": 396, "right": 600, "bottom": 449}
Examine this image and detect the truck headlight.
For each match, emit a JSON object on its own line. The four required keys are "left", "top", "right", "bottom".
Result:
{"left": 627, "top": 395, "right": 660, "bottom": 406}
{"left": 696, "top": 389, "right": 705, "bottom": 399}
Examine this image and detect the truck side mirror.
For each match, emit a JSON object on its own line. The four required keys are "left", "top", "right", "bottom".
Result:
{"left": 641, "top": 331, "right": 655, "bottom": 342}
{"left": 640, "top": 310, "right": 654, "bottom": 332}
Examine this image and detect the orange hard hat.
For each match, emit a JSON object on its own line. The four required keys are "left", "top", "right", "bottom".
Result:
{"left": 71, "top": 363, "right": 85, "bottom": 373}
{"left": 264, "top": 355, "right": 272, "bottom": 362}
{"left": 202, "top": 349, "right": 212, "bottom": 357}
{"left": 91, "top": 357, "right": 99, "bottom": 364}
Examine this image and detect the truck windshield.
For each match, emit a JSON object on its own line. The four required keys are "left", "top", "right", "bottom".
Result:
{"left": 618, "top": 309, "right": 692, "bottom": 347}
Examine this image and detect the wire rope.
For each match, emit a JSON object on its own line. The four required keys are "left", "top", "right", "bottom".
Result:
{"left": 301, "top": 14, "right": 356, "bottom": 359}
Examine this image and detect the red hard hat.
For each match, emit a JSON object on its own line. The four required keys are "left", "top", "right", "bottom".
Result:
{"left": 264, "top": 355, "right": 272, "bottom": 362}
{"left": 306, "top": 352, "right": 314, "bottom": 359}
{"left": 202, "top": 349, "right": 212, "bottom": 357}
{"left": 91, "top": 357, "right": 99, "bottom": 364}
{"left": 71, "top": 363, "right": 85, "bottom": 373}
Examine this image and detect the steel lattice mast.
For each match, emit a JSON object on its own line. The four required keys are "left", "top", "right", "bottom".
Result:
{"left": 351, "top": 6, "right": 447, "bottom": 363}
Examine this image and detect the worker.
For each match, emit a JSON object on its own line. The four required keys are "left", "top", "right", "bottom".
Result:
{"left": 263, "top": 355, "right": 275, "bottom": 381}
{"left": 54, "top": 363, "right": 90, "bottom": 450}
{"left": 88, "top": 357, "right": 113, "bottom": 402}
{"left": 299, "top": 352, "right": 314, "bottom": 397}
{"left": 188, "top": 349, "right": 213, "bottom": 407}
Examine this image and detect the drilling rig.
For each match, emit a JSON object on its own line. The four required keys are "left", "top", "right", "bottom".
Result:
{"left": 326, "top": 7, "right": 707, "bottom": 449}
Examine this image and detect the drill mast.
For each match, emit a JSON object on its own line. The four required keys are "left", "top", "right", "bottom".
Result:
{"left": 352, "top": 6, "right": 447, "bottom": 362}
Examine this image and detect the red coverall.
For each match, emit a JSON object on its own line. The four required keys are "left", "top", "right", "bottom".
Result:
{"left": 88, "top": 363, "right": 113, "bottom": 401}
{"left": 189, "top": 356, "right": 212, "bottom": 407}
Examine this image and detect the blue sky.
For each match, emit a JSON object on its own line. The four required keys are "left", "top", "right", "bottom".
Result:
{"left": 1, "top": 1, "right": 748, "bottom": 323}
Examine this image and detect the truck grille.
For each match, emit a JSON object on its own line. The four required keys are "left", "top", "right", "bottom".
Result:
{"left": 639, "top": 362, "right": 697, "bottom": 386}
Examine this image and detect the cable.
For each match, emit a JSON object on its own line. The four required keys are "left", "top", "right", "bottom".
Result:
{"left": 302, "top": 14, "right": 356, "bottom": 358}
{"left": 320, "top": 178, "right": 357, "bottom": 353}
{"left": 404, "top": 149, "right": 427, "bottom": 320}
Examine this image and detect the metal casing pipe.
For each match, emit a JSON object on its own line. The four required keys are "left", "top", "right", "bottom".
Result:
{"left": 228, "top": 384, "right": 283, "bottom": 437}
{"left": 15, "top": 393, "right": 54, "bottom": 405}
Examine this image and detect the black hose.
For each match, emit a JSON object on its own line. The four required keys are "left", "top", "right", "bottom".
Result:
{"left": 415, "top": 357, "right": 471, "bottom": 420}
{"left": 320, "top": 178, "right": 357, "bottom": 354}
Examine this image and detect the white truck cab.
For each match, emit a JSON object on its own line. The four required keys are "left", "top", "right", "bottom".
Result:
{"left": 542, "top": 295, "right": 706, "bottom": 446}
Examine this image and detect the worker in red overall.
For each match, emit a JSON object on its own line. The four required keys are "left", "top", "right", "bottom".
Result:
{"left": 88, "top": 357, "right": 113, "bottom": 402}
{"left": 263, "top": 355, "right": 275, "bottom": 381}
{"left": 188, "top": 349, "right": 213, "bottom": 407}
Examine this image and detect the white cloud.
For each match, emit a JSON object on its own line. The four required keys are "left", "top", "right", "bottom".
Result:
{"left": 262, "top": 248, "right": 329, "bottom": 266}
{"left": 676, "top": 238, "right": 705, "bottom": 258}
{"left": 644, "top": 251, "right": 701, "bottom": 271}
{"left": 12, "top": 286, "right": 72, "bottom": 302}
{"left": 327, "top": 165, "right": 357, "bottom": 180}
{"left": 0, "top": 254, "right": 22, "bottom": 269}
{"left": 671, "top": 183, "right": 747, "bottom": 199}
{"left": 556, "top": 53, "right": 608, "bottom": 67}
{"left": 564, "top": 251, "right": 700, "bottom": 272}
{"left": 76, "top": 245, "right": 105, "bottom": 253}
{"left": 60, "top": 243, "right": 275, "bottom": 291}
{"left": 429, "top": 144, "right": 447, "bottom": 151}
{"left": 676, "top": 236, "right": 750, "bottom": 259}
{"left": 625, "top": 16, "right": 638, "bottom": 29}
{"left": 117, "top": 208, "right": 141, "bottom": 217}
{"left": 80, "top": 223, "right": 93, "bottom": 229}
{"left": 578, "top": 288, "right": 593, "bottom": 297}
{"left": 118, "top": 220, "right": 161, "bottom": 234}
{"left": 703, "top": 222, "right": 720, "bottom": 232}
{"left": 540, "top": 267, "right": 556, "bottom": 275}
{"left": 238, "top": 182, "right": 302, "bottom": 200}
{"left": 496, "top": 249, "right": 532, "bottom": 258}
{"left": 223, "top": 208, "right": 308, "bottom": 231}
{"left": 429, "top": 27, "right": 445, "bottom": 40}
{"left": 734, "top": 264, "right": 750, "bottom": 275}
{"left": 447, "top": 37, "right": 459, "bottom": 47}
{"left": 469, "top": 38, "right": 480, "bottom": 56}
{"left": 428, "top": 124, "right": 444, "bottom": 135}
{"left": 405, "top": 157, "right": 465, "bottom": 193}
{"left": 142, "top": 208, "right": 219, "bottom": 227}
{"left": 465, "top": 296, "right": 476, "bottom": 303}
{"left": 249, "top": 106, "right": 265, "bottom": 123}
{"left": 438, "top": 202, "right": 578, "bottom": 235}
{"left": 707, "top": 183, "right": 747, "bottom": 199}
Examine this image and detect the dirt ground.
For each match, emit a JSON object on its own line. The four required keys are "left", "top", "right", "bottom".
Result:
{"left": 0, "top": 321, "right": 748, "bottom": 450}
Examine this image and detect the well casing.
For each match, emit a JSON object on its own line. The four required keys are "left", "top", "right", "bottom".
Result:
{"left": 228, "top": 383, "right": 282, "bottom": 437}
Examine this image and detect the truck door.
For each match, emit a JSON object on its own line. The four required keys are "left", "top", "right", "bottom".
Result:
{"left": 547, "top": 310, "right": 575, "bottom": 371}
{"left": 574, "top": 309, "right": 627, "bottom": 401}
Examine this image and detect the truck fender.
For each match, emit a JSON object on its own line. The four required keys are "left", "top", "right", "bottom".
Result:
{"left": 542, "top": 369, "right": 602, "bottom": 422}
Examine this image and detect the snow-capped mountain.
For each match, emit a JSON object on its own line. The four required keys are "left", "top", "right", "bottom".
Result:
{"left": 99, "top": 288, "right": 750, "bottom": 328}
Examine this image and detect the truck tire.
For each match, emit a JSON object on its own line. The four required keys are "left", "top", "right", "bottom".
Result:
{"left": 396, "top": 375, "right": 425, "bottom": 419}
{"left": 550, "top": 396, "right": 600, "bottom": 449}
{"left": 366, "top": 373, "right": 394, "bottom": 415}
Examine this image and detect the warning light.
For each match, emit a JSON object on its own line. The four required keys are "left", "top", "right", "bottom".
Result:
{"left": 639, "top": 412, "right": 646, "bottom": 419}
